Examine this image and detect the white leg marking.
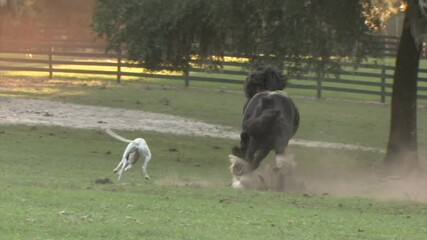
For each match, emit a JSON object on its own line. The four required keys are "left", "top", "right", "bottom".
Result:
{"left": 275, "top": 154, "right": 286, "bottom": 169}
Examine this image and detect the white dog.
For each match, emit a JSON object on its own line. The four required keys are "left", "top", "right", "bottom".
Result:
{"left": 106, "top": 129, "right": 152, "bottom": 180}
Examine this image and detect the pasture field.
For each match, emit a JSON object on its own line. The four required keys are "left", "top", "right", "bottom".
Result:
{"left": 1, "top": 125, "right": 427, "bottom": 240}
{"left": 0, "top": 78, "right": 426, "bottom": 150}
{"left": 1, "top": 78, "right": 427, "bottom": 239}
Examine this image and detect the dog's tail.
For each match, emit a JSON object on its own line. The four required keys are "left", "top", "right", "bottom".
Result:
{"left": 106, "top": 129, "right": 133, "bottom": 143}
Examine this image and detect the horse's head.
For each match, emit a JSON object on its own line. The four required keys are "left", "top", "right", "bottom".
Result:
{"left": 244, "top": 73, "right": 265, "bottom": 99}
{"left": 244, "top": 66, "right": 287, "bottom": 99}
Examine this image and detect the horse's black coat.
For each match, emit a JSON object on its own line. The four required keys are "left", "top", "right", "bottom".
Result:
{"left": 235, "top": 91, "right": 300, "bottom": 171}
{"left": 232, "top": 66, "right": 299, "bottom": 173}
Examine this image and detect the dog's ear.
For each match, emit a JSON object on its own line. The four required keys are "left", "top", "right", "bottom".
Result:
{"left": 228, "top": 155, "right": 247, "bottom": 165}
{"left": 228, "top": 154, "right": 238, "bottom": 164}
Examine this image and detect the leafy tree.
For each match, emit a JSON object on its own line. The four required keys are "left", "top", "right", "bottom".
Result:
{"left": 93, "top": 0, "right": 226, "bottom": 71}
{"left": 92, "top": 0, "right": 378, "bottom": 73}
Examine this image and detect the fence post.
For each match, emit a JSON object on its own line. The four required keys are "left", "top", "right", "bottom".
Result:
{"left": 423, "top": 42, "right": 426, "bottom": 59}
{"left": 316, "top": 71, "right": 323, "bottom": 99}
{"left": 380, "top": 66, "right": 386, "bottom": 103}
{"left": 183, "top": 70, "right": 189, "bottom": 87}
{"left": 48, "top": 44, "right": 53, "bottom": 79}
{"left": 116, "top": 50, "right": 122, "bottom": 83}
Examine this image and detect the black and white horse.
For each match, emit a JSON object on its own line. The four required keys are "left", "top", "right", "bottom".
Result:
{"left": 230, "top": 67, "right": 300, "bottom": 184}
{"left": 232, "top": 91, "right": 300, "bottom": 174}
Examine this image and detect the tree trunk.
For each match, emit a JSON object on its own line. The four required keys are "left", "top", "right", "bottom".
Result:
{"left": 384, "top": 10, "right": 421, "bottom": 172}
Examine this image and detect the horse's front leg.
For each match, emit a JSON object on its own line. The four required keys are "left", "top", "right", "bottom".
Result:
{"left": 252, "top": 148, "right": 270, "bottom": 170}
{"left": 239, "top": 131, "right": 250, "bottom": 157}
{"left": 245, "top": 139, "right": 258, "bottom": 171}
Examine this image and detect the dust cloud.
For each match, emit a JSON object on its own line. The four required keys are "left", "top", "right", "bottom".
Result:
{"left": 246, "top": 155, "right": 427, "bottom": 202}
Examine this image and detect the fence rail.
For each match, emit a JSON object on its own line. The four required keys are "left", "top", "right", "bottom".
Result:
{"left": 1, "top": 40, "right": 427, "bottom": 102}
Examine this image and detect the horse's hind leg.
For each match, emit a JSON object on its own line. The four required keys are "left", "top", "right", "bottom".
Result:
{"left": 245, "top": 140, "right": 261, "bottom": 170}
{"left": 273, "top": 151, "right": 288, "bottom": 192}
{"left": 274, "top": 139, "right": 297, "bottom": 191}
{"left": 274, "top": 138, "right": 289, "bottom": 169}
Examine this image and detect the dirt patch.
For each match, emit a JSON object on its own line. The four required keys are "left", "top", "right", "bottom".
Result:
{"left": 0, "top": 97, "right": 385, "bottom": 152}
{"left": 0, "top": 97, "right": 239, "bottom": 139}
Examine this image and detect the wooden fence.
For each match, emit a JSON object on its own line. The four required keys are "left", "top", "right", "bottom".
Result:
{"left": 0, "top": 39, "right": 426, "bottom": 102}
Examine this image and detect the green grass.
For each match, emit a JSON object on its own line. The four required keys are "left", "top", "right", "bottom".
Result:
{"left": 0, "top": 73, "right": 427, "bottom": 240}
{"left": 1, "top": 125, "right": 427, "bottom": 240}
{"left": 0, "top": 75, "right": 427, "bottom": 239}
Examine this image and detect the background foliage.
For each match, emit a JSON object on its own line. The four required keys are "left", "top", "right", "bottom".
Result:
{"left": 92, "top": 0, "right": 378, "bottom": 72}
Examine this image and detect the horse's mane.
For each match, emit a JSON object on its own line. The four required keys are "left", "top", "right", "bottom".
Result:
{"left": 244, "top": 66, "right": 288, "bottom": 99}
